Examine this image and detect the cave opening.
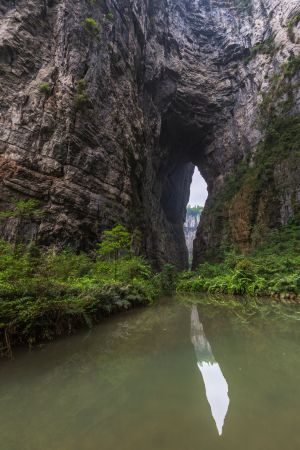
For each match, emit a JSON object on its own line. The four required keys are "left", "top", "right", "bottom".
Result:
{"left": 157, "top": 104, "right": 215, "bottom": 269}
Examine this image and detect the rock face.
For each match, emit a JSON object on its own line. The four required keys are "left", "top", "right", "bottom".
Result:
{"left": 0, "top": 0, "right": 299, "bottom": 268}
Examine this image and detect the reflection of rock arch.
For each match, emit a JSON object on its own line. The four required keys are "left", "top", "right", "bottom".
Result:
{"left": 191, "top": 306, "right": 230, "bottom": 436}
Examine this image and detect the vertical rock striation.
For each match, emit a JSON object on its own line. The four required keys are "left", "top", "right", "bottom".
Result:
{"left": 0, "top": 0, "right": 299, "bottom": 268}
{"left": 193, "top": 0, "right": 300, "bottom": 264}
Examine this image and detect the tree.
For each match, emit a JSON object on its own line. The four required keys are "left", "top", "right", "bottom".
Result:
{"left": 97, "top": 224, "right": 131, "bottom": 279}
{"left": 0, "top": 198, "right": 43, "bottom": 246}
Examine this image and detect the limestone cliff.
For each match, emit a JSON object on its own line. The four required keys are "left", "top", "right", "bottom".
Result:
{"left": 0, "top": 0, "right": 299, "bottom": 269}
{"left": 193, "top": 0, "right": 300, "bottom": 265}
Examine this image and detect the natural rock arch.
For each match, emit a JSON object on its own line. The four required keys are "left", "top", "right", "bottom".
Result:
{"left": 0, "top": 0, "right": 299, "bottom": 269}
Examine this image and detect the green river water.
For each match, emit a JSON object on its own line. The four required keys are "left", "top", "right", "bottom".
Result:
{"left": 1, "top": 296, "right": 300, "bottom": 450}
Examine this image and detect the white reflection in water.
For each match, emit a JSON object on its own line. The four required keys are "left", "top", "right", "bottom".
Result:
{"left": 191, "top": 306, "right": 230, "bottom": 436}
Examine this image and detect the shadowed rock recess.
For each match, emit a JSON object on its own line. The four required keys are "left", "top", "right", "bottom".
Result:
{"left": 0, "top": 0, "right": 299, "bottom": 269}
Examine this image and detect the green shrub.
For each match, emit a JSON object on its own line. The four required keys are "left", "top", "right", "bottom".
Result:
{"left": 106, "top": 12, "right": 114, "bottom": 22}
{"left": 0, "top": 224, "right": 164, "bottom": 356}
{"left": 0, "top": 198, "right": 42, "bottom": 221}
{"left": 287, "top": 12, "right": 300, "bottom": 43}
{"left": 83, "top": 17, "right": 100, "bottom": 37}
{"left": 177, "top": 276, "right": 206, "bottom": 293}
{"left": 74, "top": 79, "right": 89, "bottom": 110}
{"left": 178, "top": 224, "right": 300, "bottom": 299}
{"left": 158, "top": 264, "right": 178, "bottom": 295}
{"left": 75, "top": 93, "right": 89, "bottom": 109}
{"left": 245, "top": 36, "right": 276, "bottom": 63}
{"left": 39, "top": 82, "right": 51, "bottom": 95}
{"left": 0, "top": 199, "right": 43, "bottom": 245}
{"left": 97, "top": 224, "right": 131, "bottom": 279}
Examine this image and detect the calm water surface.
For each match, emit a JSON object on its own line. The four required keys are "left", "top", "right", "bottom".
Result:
{"left": 1, "top": 296, "right": 300, "bottom": 450}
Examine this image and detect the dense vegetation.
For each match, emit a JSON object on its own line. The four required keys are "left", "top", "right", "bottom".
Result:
{"left": 0, "top": 224, "right": 175, "bottom": 357}
{"left": 1, "top": 201, "right": 299, "bottom": 357}
{"left": 1, "top": 220, "right": 299, "bottom": 356}
{"left": 177, "top": 223, "right": 300, "bottom": 299}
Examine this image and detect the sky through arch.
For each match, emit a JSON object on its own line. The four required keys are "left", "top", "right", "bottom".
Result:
{"left": 189, "top": 167, "right": 208, "bottom": 207}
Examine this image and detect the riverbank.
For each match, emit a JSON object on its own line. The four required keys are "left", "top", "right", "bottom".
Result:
{"left": 177, "top": 224, "right": 300, "bottom": 301}
{"left": 0, "top": 239, "right": 168, "bottom": 357}
{"left": 1, "top": 223, "right": 299, "bottom": 357}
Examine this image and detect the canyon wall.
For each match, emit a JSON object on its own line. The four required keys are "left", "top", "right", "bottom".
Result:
{"left": 0, "top": 0, "right": 299, "bottom": 268}
{"left": 193, "top": 0, "right": 300, "bottom": 264}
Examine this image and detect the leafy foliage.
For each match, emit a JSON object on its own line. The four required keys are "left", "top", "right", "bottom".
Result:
{"left": 83, "top": 17, "right": 100, "bottom": 37}
{"left": 75, "top": 79, "right": 89, "bottom": 110}
{"left": 97, "top": 224, "right": 131, "bottom": 257}
{"left": 97, "top": 224, "right": 131, "bottom": 279}
{"left": 0, "top": 199, "right": 44, "bottom": 246}
{"left": 157, "top": 264, "right": 177, "bottom": 295}
{"left": 245, "top": 36, "right": 276, "bottom": 64}
{"left": 0, "top": 225, "right": 178, "bottom": 356}
{"left": 1, "top": 220, "right": 299, "bottom": 357}
{"left": 177, "top": 224, "right": 300, "bottom": 300}
{"left": 39, "top": 82, "right": 51, "bottom": 95}
{"left": 106, "top": 12, "right": 114, "bottom": 22}
{"left": 287, "top": 12, "right": 300, "bottom": 43}
{"left": 0, "top": 198, "right": 43, "bottom": 220}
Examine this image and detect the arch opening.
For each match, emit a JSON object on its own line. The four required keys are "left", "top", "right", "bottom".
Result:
{"left": 184, "top": 167, "right": 208, "bottom": 265}
{"left": 153, "top": 75, "right": 220, "bottom": 269}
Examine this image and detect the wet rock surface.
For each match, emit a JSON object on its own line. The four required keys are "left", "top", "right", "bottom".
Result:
{"left": 0, "top": 0, "right": 299, "bottom": 268}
